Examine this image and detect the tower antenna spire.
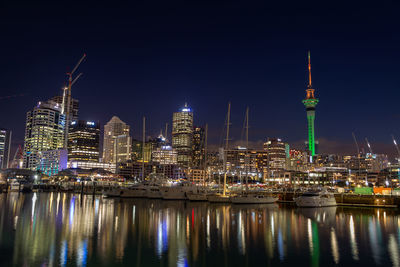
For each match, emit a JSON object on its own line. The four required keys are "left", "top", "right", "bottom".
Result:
{"left": 302, "top": 51, "right": 319, "bottom": 157}
{"left": 308, "top": 50, "right": 312, "bottom": 88}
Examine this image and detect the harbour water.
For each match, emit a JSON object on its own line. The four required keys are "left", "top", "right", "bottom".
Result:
{"left": 0, "top": 192, "right": 399, "bottom": 266}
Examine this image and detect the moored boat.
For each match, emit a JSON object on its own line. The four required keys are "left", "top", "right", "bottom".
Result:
{"left": 120, "top": 186, "right": 146, "bottom": 198}
{"left": 231, "top": 194, "right": 278, "bottom": 204}
{"left": 146, "top": 186, "right": 162, "bottom": 199}
{"left": 207, "top": 193, "right": 231, "bottom": 203}
{"left": 102, "top": 187, "right": 121, "bottom": 198}
{"left": 294, "top": 190, "right": 337, "bottom": 207}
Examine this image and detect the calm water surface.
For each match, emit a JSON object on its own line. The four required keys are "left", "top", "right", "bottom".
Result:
{"left": 0, "top": 192, "right": 399, "bottom": 266}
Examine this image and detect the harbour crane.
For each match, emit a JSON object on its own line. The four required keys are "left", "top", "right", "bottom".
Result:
{"left": 352, "top": 132, "right": 362, "bottom": 185}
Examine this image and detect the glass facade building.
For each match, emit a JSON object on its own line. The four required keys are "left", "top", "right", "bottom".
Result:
{"left": 23, "top": 100, "right": 65, "bottom": 170}
{"left": 103, "top": 116, "right": 131, "bottom": 164}
{"left": 0, "top": 128, "right": 11, "bottom": 169}
{"left": 172, "top": 104, "right": 193, "bottom": 167}
{"left": 68, "top": 120, "right": 100, "bottom": 162}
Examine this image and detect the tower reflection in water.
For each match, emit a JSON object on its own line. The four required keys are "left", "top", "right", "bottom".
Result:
{"left": 0, "top": 193, "right": 399, "bottom": 266}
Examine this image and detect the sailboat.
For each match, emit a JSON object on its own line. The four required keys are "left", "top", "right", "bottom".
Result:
{"left": 231, "top": 107, "right": 278, "bottom": 204}
{"left": 207, "top": 102, "right": 233, "bottom": 203}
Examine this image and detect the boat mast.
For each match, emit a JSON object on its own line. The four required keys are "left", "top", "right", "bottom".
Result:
{"left": 245, "top": 107, "right": 249, "bottom": 192}
{"left": 223, "top": 102, "right": 231, "bottom": 196}
{"left": 204, "top": 123, "right": 208, "bottom": 186}
{"left": 142, "top": 116, "right": 146, "bottom": 181}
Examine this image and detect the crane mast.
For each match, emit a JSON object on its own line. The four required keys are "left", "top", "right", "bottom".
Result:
{"left": 391, "top": 135, "right": 400, "bottom": 163}
{"left": 365, "top": 138, "right": 373, "bottom": 154}
{"left": 62, "top": 53, "right": 86, "bottom": 148}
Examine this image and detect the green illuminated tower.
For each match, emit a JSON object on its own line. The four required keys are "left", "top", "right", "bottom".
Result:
{"left": 302, "top": 51, "right": 319, "bottom": 156}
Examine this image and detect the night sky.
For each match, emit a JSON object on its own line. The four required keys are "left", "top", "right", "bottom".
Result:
{"left": 0, "top": 1, "right": 397, "bottom": 157}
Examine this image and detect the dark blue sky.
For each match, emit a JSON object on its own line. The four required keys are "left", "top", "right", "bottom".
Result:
{"left": 0, "top": 1, "right": 398, "bottom": 156}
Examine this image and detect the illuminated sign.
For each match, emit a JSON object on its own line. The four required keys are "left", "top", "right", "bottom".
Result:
{"left": 86, "top": 121, "right": 95, "bottom": 126}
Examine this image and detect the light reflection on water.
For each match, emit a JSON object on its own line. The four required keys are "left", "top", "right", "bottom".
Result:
{"left": 0, "top": 192, "right": 399, "bottom": 266}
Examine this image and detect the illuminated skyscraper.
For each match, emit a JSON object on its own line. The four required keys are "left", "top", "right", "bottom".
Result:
{"left": 263, "top": 138, "right": 288, "bottom": 171}
{"left": 103, "top": 116, "right": 131, "bottom": 164}
{"left": 50, "top": 95, "right": 79, "bottom": 122}
{"left": 192, "top": 126, "right": 205, "bottom": 168}
{"left": 0, "top": 128, "right": 11, "bottom": 169}
{"left": 68, "top": 120, "right": 100, "bottom": 162}
{"left": 172, "top": 104, "right": 193, "bottom": 167}
{"left": 302, "top": 51, "right": 319, "bottom": 156}
{"left": 23, "top": 100, "right": 65, "bottom": 170}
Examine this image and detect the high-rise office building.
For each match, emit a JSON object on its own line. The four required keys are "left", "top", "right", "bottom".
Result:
{"left": 152, "top": 145, "right": 178, "bottom": 165}
{"left": 50, "top": 95, "right": 79, "bottom": 122}
{"left": 23, "top": 100, "right": 65, "bottom": 170}
{"left": 0, "top": 128, "right": 11, "bottom": 169}
{"left": 263, "top": 138, "right": 287, "bottom": 171}
{"left": 68, "top": 120, "right": 100, "bottom": 162}
{"left": 172, "top": 104, "right": 193, "bottom": 167}
{"left": 103, "top": 116, "right": 131, "bottom": 164}
{"left": 192, "top": 126, "right": 205, "bottom": 168}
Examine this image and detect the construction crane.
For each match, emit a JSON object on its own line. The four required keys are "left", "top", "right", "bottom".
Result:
{"left": 352, "top": 132, "right": 361, "bottom": 185}
{"left": 62, "top": 53, "right": 86, "bottom": 148}
{"left": 10, "top": 145, "right": 23, "bottom": 169}
{"left": 352, "top": 132, "right": 360, "bottom": 155}
{"left": 391, "top": 135, "right": 400, "bottom": 163}
{"left": 365, "top": 138, "right": 373, "bottom": 154}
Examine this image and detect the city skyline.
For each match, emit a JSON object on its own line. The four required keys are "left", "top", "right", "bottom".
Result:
{"left": 0, "top": 1, "right": 397, "bottom": 158}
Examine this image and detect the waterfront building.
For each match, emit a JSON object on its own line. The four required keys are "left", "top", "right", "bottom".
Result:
{"left": 188, "top": 169, "right": 207, "bottom": 184}
{"left": 0, "top": 168, "right": 37, "bottom": 183}
{"left": 131, "top": 139, "right": 153, "bottom": 162}
{"left": 114, "top": 134, "right": 132, "bottom": 163}
{"left": 223, "top": 147, "right": 269, "bottom": 182}
{"left": 302, "top": 51, "right": 319, "bottom": 157}
{"left": 103, "top": 116, "right": 131, "bottom": 164}
{"left": 172, "top": 104, "right": 193, "bottom": 168}
{"left": 206, "top": 151, "right": 222, "bottom": 173}
{"left": 68, "top": 120, "right": 100, "bottom": 162}
{"left": 23, "top": 100, "right": 65, "bottom": 170}
{"left": 263, "top": 138, "right": 288, "bottom": 172}
{"left": 286, "top": 149, "right": 308, "bottom": 171}
{"left": 192, "top": 126, "right": 205, "bottom": 168}
{"left": 117, "top": 160, "right": 153, "bottom": 179}
{"left": 38, "top": 149, "right": 68, "bottom": 176}
{"left": 152, "top": 145, "right": 178, "bottom": 165}
{"left": 68, "top": 160, "right": 116, "bottom": 173}
{"left": 0, "top": 128, "right": 11, "bottom": 169}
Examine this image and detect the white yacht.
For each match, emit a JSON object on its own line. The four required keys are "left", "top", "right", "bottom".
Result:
{"left": 102, "top": 187, "right": 121, "bottom": 198}
{"left": 207, "top": 193, "right": 232, "bottom": 203}
{"left": 231, "top": 194, "right": 278, "bottom": 204}
{"left": 120, "top": 185, "right": 146, "bottom": 198}
{"left": 146, "top": 185, "right": 162, "bottom": 199}
{"left": 294, "top": 190, "right": 337, "bottom": 207}
{"left": 161, "top": 183, "right": 193, "bottom": 200}
{"left": 186, "top": 187, "right": 210, "bottom": 201}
